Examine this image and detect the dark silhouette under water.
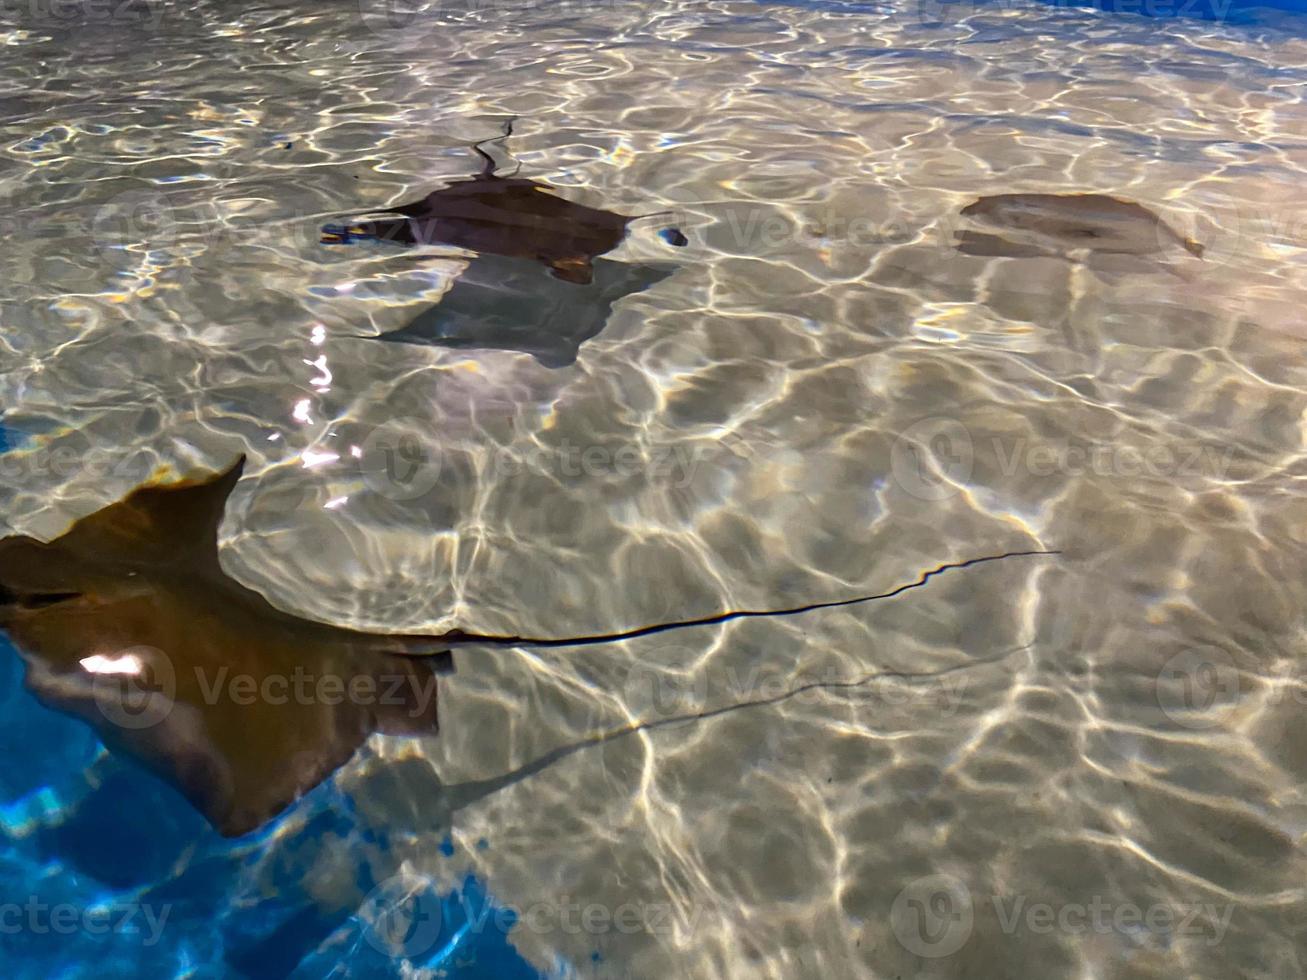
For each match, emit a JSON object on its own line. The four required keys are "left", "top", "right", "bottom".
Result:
{"left": 373, "top": 254, "right": 675, "bottom": 367}
{"left": 0, "top": 457, "right": 1056, "bottom": 836}
{"left": 955, "top": 192, "right": 1205, "bottom": 263}
{"left": 322, "top": 120, "right": 685, "bottom": 284}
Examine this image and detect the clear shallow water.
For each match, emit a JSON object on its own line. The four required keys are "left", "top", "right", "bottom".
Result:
{"left": 3, "top": 0, "right": 1307, "bottom": 977}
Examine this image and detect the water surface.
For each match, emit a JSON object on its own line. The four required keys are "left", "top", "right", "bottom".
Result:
{"left": 2, "top": 0, "right": 1307, "bottom": 976}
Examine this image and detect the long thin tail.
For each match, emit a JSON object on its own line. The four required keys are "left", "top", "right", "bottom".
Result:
{"left": 471, "top": 117, "right": 519, "bottom": 177}
{"left": 439, "top": 641, "right": 1033, "bottom": 811}
{"left": 439, "top": 549, "right": 1059, "bottom": 649}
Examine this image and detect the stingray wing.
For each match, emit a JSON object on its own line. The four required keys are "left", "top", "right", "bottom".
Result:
{"left": 394, "top": 179, "right": 633, "bottom": 260}
{"left": 0, "top": 458, "right": 451, "bottom": 837}
{"left": 7, "top": 592, "right": 445, "bottom": 836}
{"left": 960, "top": 193, "right": 1199, "bottom": 258}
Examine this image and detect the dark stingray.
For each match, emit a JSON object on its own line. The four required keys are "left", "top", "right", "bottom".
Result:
{"left": 0, "top": 457, "right": 455, "bottom": 837}
{"left": 0, "top": 456, "right": 1055, "bottom": 836}
{"left": 955, "top": 193, "right": 1205, "bottom": 262}
{"left": 373, "top": 255, "right": 675, "bottom": 368}
{"left": 322, "top": 120, "right": 684, "bottom": 284}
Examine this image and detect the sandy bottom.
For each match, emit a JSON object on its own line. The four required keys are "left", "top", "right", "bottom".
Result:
{"left": 2, "top": 0, "right": 1307, "bottom": 976}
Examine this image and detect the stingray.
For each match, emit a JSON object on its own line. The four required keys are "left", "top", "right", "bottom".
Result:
{"left": 0, "top": 458, "right": 456, "bottom": 837}
{"left": 372, "top": 255, "right": 675, "bottom": 368}
{"left": 321, "top": 120, "right": 685, "bottom": 284}
{"left": 0, "top": 457, "right": 1055, "bottom": 836}
{"left": 955, "top": 193, "right": 1205, "bottom": 263}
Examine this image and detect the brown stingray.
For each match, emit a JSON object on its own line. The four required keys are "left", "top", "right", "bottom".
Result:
{"left": 0, "top": 455, "right": 1056, "bottom": 837}
{"left": 0, "top": 456, "right": 453, "bottom": 837}
{"left": 956, "top": 193, "right": 1205, "bottom": 261}
{"left": 321, "top": 121, "right": 681, "bottom": 284}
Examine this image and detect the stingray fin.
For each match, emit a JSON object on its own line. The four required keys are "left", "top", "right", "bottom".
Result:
{"left": 45, "top": 456, "right": 247, "bottom": 571}
{"left": 13, "top": 613, "right": 447, "bottom": 837}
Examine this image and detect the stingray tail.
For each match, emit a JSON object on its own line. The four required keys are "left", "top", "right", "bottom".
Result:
{"left": 471, "top": 117, "right": 519, "bottom": 177}
{"left": 437, "top": 550, "right": 1059, "bottom": 650}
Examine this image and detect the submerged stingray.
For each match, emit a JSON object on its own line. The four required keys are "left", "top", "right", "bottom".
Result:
{"left": 955, "top": 193, "right": 1205, "bottom": 262}
{"left": 0, "top": 458, "right": 454, "bottom": 837}
{"left": 0, "top": 457, "right": 1055, "bottom": 836}
{"left": 322, "top": 120, "right": 684, "bottom": 284}
{"left": 374, "top": 255, "right": 675, "bottom": 368}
